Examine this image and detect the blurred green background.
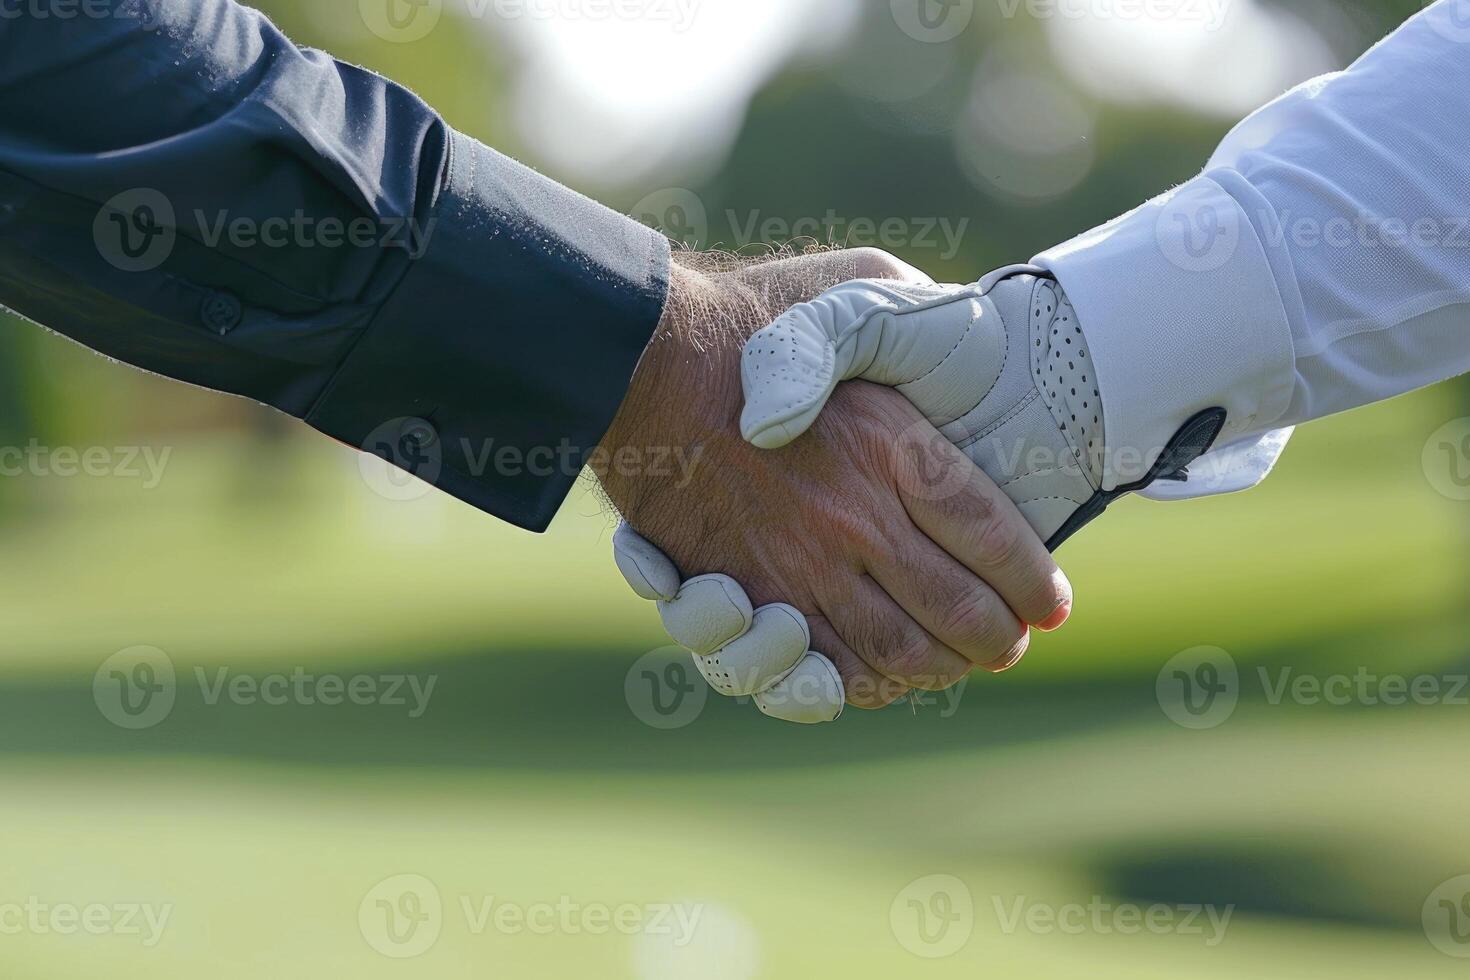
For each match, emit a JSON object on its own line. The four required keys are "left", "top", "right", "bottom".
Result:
{"left": 2, "top": 0, "right": 1468, "bottom": 976}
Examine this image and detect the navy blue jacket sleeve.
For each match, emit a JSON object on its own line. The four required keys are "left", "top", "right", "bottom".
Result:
{"left": 0, "top": 0, "right": 671, "bottom": 531}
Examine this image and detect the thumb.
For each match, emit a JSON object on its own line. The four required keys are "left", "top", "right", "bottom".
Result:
{"left": 739, "top": 279, "right": 981, "bottom": 450}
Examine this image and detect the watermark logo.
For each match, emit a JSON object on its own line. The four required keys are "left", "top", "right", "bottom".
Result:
{"left": 1424, "top": 875, "right": 1470, "bottom": 957}
{"left": 359, "top": 417, "right": 442, "bottom": 503}
{"left": 1155, "top": 184, "right": 1239, "bottom": 274}
{"left": 1423, "top": 418, "right": 1470, "bottom": 501}
{"left": 360, "top": 874, "right": 443, "bottom": 958}
{"left": 891, "top": 0, "right": 975, "bottom": 43}
{"left": 1156, "top": 646, "right": 1238, "bottom": 730}
{"left": 93, "top": 646, "right": 176, "bottom": 730}
{"left": 94, "top": 188, "right": 175, "bottom": 273}
{"left": 894, "top": 419, "right": 989, "bottom": 504}
{"left": 359, "top": 0, "right": 442, "bottom": 42}
{"left": 1426, "top": 0, "right": 1470, "bottom": 44}
{"left": 631, "top": 188, "right": 710, "bottom": 249}
{"left": 890, "top": 874, "right": 973, "bottom": 958}
{"left": 625, "top": 647, "right": 707, "bottom": 730}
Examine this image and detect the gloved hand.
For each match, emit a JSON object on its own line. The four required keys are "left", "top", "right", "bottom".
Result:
{"left": 741, "top": 265, "right": 1226, "bottom": 550}
{"left": 615, "top": 265, "right": 1224, "bottom": 724}
{"left": 613, "top": 522, "right": 845, "bottom": 724}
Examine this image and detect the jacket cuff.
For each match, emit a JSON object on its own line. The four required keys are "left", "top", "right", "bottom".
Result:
{"left": 1034, "top": 172, "right": 1297, "bottom": 493}
{"left": 306, "top": 129, "right": 671, "bottom": 531}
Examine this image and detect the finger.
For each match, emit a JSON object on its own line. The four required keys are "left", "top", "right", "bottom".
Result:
{"left": 740, "top": 279, "right": 979, "bottom": 450}
{"left": 987, "top": 630, "right": 1032, "bottom": 674}
{"left": 692, "top": 603, "right": 809, "bottom": 697}
{"left": 894, "top": 432, "right": 1073, "bottom": 629}
{"left": 820, "top": 577, "right": 971, "bottom": 692}
{"left": 864, "top": 531, "right": 1030, "bottom": 672}
{"left": 612, "top": 523, "right": 681, "bottom": 601}
{"left": 807, "top": 615, "right": 911, "bottom": 709}
{"left": 657, "top": 575, "right": 754, "bottom": 656}
{"left": 753, "top": 653, "right": 844, "bottom": 725}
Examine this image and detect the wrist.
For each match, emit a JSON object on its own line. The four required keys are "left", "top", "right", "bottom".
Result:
{"left": 594, "top": 262, "right": 747, "bottom": 521}
{"left": 595, "top": 247, "right": 929, "bottom": 532}
{"left": 1034, "top": 175, "right": 1296, "bottom": 490}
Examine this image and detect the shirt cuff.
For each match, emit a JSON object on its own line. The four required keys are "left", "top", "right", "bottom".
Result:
{"left": 1033, "top": 173, "right": 1297, "bottom": 495}
{"left": 305, "top": 129, "right": 671, "bottom": 532}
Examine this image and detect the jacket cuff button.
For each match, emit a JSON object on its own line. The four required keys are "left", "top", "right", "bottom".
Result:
{"left": 201, "top": 291, "right": 243, "bottom": 335}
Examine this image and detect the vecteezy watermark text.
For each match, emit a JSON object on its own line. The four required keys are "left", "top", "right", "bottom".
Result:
{"left": 359, "top": 417, "right": 703, "bottom": 503}
{"left": 0, "top": 440, "right": 171, "bottom": 488}
{"left": 358, "top": 874, "right": 704, "bottom": 959}
{"left": 630, "top": 189, "right": 971, "bottom": 260}
{"left": 0, "top": 0, "right": 159, "bottom": 25}
{"left": 93, "top": 647, "right": 438, "bottom": 730}
{"left": 94, "top": 188, "right": 436, "bottom": 273}
{"left": 889, "top": 874, "right": 1233, "bottom": 958}
{"left": 992, "top": 895, "right": 1234, "bottom": 946}
{"left": 0, "top": 898, "right": 172, "bottom": 947}
{"left": 1157, "top": 188, "right": 1470, "bottom": 274}
{"left": 1157, "top": 646, "right": 1470, "bottom": 730}
{"left": 624, "top": 646, "right": 967, "bottom": 730}
{"left": 195, "top": 666, "right": 437, "bottom": 718}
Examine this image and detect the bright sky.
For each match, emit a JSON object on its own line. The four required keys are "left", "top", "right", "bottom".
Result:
{"left": 1044, "top": 0, "right": 1337, "bottom": 118}
{"left": 490, "top": 0, "right": 859, "bottom": 188}
{"left": 483, "top": 0, "right": 1339, "bottom": 191}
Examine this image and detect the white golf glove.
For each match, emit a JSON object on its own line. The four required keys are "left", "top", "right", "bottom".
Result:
{"left": 741, "top": 264, "right": 1225, "bottom": 549}
{"left": 613, "top": 522, "right": 845, "bottom": 725}
{"left": 615, "top": 266, "right": 1226, "bottom": 723}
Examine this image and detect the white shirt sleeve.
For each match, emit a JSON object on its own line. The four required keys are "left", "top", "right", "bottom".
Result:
{"left": 1033, "top": 0, "right": 1470, "bottom": 499}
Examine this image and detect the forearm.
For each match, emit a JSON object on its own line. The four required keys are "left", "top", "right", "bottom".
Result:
{"left": 1036, "top": 0, "right": 1470, "bottom": 493}
{"left": 1213, "top": 2, "right": 1470, "bottom": 429}
{"left": 0, "top": 0, "right": 669, "bottom": 530}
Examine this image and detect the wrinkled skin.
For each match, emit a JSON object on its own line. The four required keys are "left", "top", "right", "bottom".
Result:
{"left": 595, "top": 249, "right": 1072, "bottom": 708}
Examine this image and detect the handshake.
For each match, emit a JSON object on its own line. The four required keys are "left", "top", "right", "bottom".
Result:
{"left": 595, "top": 248, "right": 1228, "bottom": 725}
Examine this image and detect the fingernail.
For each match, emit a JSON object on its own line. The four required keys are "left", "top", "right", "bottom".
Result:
{"left": 1036, "top": 599, "right": 1072, "bottom": 633}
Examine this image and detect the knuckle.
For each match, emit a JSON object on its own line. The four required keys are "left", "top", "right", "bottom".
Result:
{"left": 972, "top": 509, "right": 1025, "bottom": 567}
{"left": 983, "top": 630, "right": 1032, "bottom": 673}
{"left": 1025, "top": 573, "right": 1070, "bottom": 622}
{"left": 816, "top": 497, "right": 879, "bottom": 549}
{"left": 960, "top": 486, "right": 998, "bottom": 526}
{"left": 940, "top": 589, "right": 1020, "bottom": 658}
{"left": 882, "top": 631, "right": 953, "bottom": 690}
{"left": 829, "top": 653, "right": 905, "bottom": 709}
{"left": 845, "top": 673, "right": 911, "bottom": 710}
{"left": 849, "top": 247, "right": 905, "bottom": 280}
